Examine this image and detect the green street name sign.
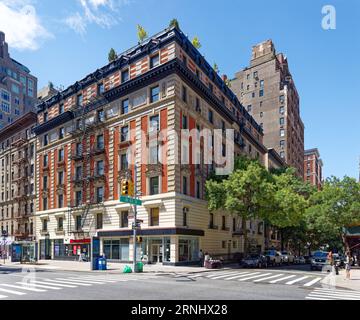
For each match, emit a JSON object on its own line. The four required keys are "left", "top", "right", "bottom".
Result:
{"left": 120, "top": 196, "right": 142, "bottom": 206}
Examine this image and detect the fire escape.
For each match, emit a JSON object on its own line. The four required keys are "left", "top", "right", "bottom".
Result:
{"left": 12, "top": 136, "right": 34, "bottom": 241}
{"left": 67, "top": 97, "right": 108, "bottom": 239}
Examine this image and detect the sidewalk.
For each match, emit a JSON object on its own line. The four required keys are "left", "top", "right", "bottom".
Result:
{"left": 333, "top": 269, "right": 360, "bottom": 291}
{"left": 0, "top": 259, "right": 219, "bottom": 274}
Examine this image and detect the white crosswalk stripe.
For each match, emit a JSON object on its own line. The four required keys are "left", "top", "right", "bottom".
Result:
{"left": 15, "top": 282, "right": 62, "bottom": 290}
{"left": 225, "top": 272, "right": 254, "bottom": 280}
{"left": 55, "top": 278, "right": 105, "bottom": 284}
{"left": 0, "top": 287, "right": 26, "bottom": 295}
{"left": 206, "top": 271, "right": 239, "bottom": 279}
{"left": 0, "top": 284, "right": 46, "bottom": 292}
{"left": 67, "top": 277, "right": 116, "bottom": 283}
{"left": 269, "top": 275, "right": 296, "bottom": 283}
{"left": 253, "top": 274, "right": 284, "bottom": 282}
{"left": 43, "top": 279, "right": 92, "bottom": 286}
{"left": 31, "top": 281, "right": 77, "bottom": 288}
{"left": 0, "top": 294, "right": 8, "bottom": 299}
{"left": 238, "top": 273, "right": 271, "bottom": 281}
{"left": 303, "top": 277, "right": 322, "bottom": 287}
{"left": 306, "top": 288, "right": 360, "bottom": 300}
{"left": 286, "top": 276, "right": 309, "bottom": 285}
{"left": 211, "top": 272, "right": 250, "bottom": 280}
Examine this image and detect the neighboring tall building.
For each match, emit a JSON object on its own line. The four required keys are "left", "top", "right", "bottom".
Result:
{"left": 33, "top": 26, "right": 273, "bottom": 264}
{"left": 37, "top": 83, "right": 59, "bottom": 101}
{"left": 231, "top": 40, "right": 304, "bottom": 177}
{"left": 0, "top": 112, "right": 37, "bottom": 247}
{"left": 304, "top": 148, "right": 323, "bottom": 189}
{"left": 0, "top": 32, "right": 38, "bottom": 129}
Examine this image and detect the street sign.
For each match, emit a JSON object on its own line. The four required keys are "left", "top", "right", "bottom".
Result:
{"left": 120, "top": 196, "right": 142, "bottom": 206}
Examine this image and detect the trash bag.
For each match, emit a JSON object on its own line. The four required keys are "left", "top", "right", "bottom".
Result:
{"left": 123, "top": 265, "right": 132, "bottom": 273}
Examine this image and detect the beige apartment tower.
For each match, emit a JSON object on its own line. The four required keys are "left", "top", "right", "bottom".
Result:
{"left": 231, "top": 40, "right": 304, "bottom": 177}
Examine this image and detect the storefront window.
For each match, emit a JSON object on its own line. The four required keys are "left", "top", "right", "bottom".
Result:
{"left": 103, "top": 239, "right": 129, "bottom": 261}
{"left": 164, "top": 237, "right": 171, "bottom": 262}
{"left": 178, "top": 238, "right": 199, "bottom": 262}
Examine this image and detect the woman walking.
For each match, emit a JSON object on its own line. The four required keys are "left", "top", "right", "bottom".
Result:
{"left": 345, "top": 252, "right": 352, "bottom": 280}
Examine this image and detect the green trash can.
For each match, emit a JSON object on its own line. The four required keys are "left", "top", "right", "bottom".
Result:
{"left": 136, "top": 262, "right": 143, "bottom": 273}
{"left": 123, "top": 265, "right": 132, "bottom": 273}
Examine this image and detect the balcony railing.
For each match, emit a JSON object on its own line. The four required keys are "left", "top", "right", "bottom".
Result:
{"left": 90, "top": 146, "right": 105, "bottom": 156}
{"left": 55, "top": 228, "right": 65, "bottom": 235}
{"left": 117, "top": 169, "right": 132, "bottom": 181}
{"left": 208, "top": 224, "right": 218, "bottom": 230}
{"left": 40, "top": 229, "right": 49, "bottom": 236}
{"left": 70, "top": 153, "right": 84, "bottom": 161}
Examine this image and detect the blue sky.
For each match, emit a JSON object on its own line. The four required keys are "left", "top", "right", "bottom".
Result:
{"left": 1, "top": 0, "right": 359, "bottom": 179}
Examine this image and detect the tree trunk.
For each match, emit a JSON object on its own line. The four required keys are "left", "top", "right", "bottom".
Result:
{"left": 342, "top": 233, "right": 350, "bottom": 254}
{"left": 242, "top": 216, "right": 248, "bottom": 257}
{"left": 280, "top": 229, "right": 284, "bottom": 251}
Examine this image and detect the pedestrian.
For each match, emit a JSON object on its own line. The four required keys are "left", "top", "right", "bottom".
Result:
{"left": 198, "top": 249, "right": 204, "bottom": 267}
{"left": 345, "top": 252, "right": 352, "bottom": 280}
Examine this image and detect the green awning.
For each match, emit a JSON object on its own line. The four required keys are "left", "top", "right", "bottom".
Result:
{"left": 346, "top": 226, "right": 360, "bottom": 236}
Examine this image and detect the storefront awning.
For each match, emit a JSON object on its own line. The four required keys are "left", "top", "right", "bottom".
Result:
{"left": 346, "top": 226, "right": 360, "bottom": 237}
{"left": 142, "top": 199, "right": 162, "bottom": 208}
{"left": 98, "top": 227, "right": 204, "bottom": 237}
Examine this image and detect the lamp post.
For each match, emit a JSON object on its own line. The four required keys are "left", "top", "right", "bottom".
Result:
{"left": 1, "top": 230, "right": 8, "bottom": 265}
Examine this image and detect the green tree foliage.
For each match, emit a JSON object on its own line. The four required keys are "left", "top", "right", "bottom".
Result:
{"left": 108, "top": 48, "right": 117, "bottom": 62}
{"left": 137, "top": 25, "right": 148, "bottom": 43}
{"left": 169, "top": 19, "right": 180, "bottom": 29}
{"left": 213, "top": 62, "right": 219, "bottom": 74}
{"left": 305, "top": 176, "right": 360, "bottom": 252}
{"left": 192, "top": 36, "right": 201, "bottom": 49}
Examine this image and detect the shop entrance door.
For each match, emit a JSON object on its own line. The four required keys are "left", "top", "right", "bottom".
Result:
{"left": 151, "top": 243, "right": 163, "bottom": 263}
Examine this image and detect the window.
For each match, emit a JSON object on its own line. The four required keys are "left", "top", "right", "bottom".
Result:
{"left": 0, "top": 90, "right": 10, "bottom": 101}
{"left": 120, "top": 211, "right": 128, "bottom": 228}
{"left": 97, "top": 109, "right": 105, "bottom": 122}
{"left": 252, "top": 92, "right": 255, "bottom": 98}
{"left": 222, "top": 143, "right": 226, "bottom": 157}
{"left": 196, "top": 181, "right": 201, "bottom": 199}
{"left": 121, "top": 126, "right": 129, "bottom": 142}
{"left": 120, "top": 153, "right": 128, "bottom": 170}
{"left": 58, "top": 194, "right": 63, "bottom": 208}
{"left": 259, "top": 89, "right": 264, "bottom": 97}
{"left": 59, "top": 104, "right": 64, "bottom": 114}
{"left": 27, "top": 79, "right": 34, "bottom": 97}
{"left": 75, "top": 215, "right": 82, "bottom": 231}
{"left": 150, "top": 54, "right": 160, "bottom": 68}
{"left": 280, "top": 151, "right": 285, "bottom": 158}
{"left": 279, "top": 106, "right": 285, "bottom": 114}
{"left": 233, "top": 218, "right": 236, "bottom": 232}
{"left": 247, "top": 74, "right": 250, "bottom": 80}
{"left": 97, "top": 134, "right": 104, "bottom": 149}
{"left": 121, "top": 69, "right": 129, "bottom": 83}
{"left": 43, "top": 112, "right": 48, "bottom": 122}
{"left": 150, "top": 208, "right": 159, "bottom": 226}
{"left": 195, "top": 97, "right": 201, "bottom": 112}
{"left": 43, "top": 134, "right": 48, "bottom": 146}
{"left": 222, "top": 216, "right": 226, "bottom": 230}
{"left": 280, "top": 140, "right": 285, "bottom": 148}
{"left": 1, "top": 102, "right": 10, "bottom": 113}
{"left": 260, "top": 112, "right": 263, "bottom": 118}
{"left": 11, "top": 83, "right": 20, "bottom": 94}
{"left": 58, "top": 171, "right": 64, "bottom": 185}
{"left": 59, "top": 127, "right": 65, "bottom": 139}
{"left": 209, "top": 83, "right": 213, "bottom": 93}
{"left": 96, "top": 160, "right": 104, "bottom": 175}
{"left": 247, "top": 105, "right": 252, "bottom": 112}
{"left": 280, "top": 129, "right": 285, "bottom": 137}
{"left": 121, "top": 99, "right": 129, "bottom": 114}
{"left": 253, "top": 71, "right": 258, "bottom": 78}
{"left": 260, "top": 80, "right": 264, "bottom": 88}
{"left": 279, "top": 95, "right": 285, "bottom": 104}
{"left": 149, "top": 115, "right": 159, "bottom": 132}
{"left": 98, "top": 83, "right": 104, "bottom": 95}
{"left": 42, "top": 219, "right": 48, "bottom": 232}
{"left": 150, "top": 176, "right": 159, "bottom": 195}
{"left": 247, "top": 85, "right": 250, "bottom": 91}
{"left": 57, "top": 217, "right": 63, "bottom": 231}
{"left": 43, "top": 154, "right": 48, "bottom": 167}
{"left": 279, "top": 117, "right": 285, "bottom": 125}
{"left": 182, "top": 85, "right": 187, "bottom": 102}
{"left": 76, "top": 142, "right": 82, "bottom": 156}
{"left": 77, "top": 94, "right": 83, "bottom": 106}
{"left": 43, "top": 176, "right": 48, "bottom": 189}
{"left": 75, "top": 190, "right": 82, "bottom": 206}
{"left": 96, "top": 213, "right": 103, "bottom": 229}
{"left": 183, "top": 207, "right": 188, "bottom": 227}
{"left": 96, "top": 186, "right": 104, "bottom": 203}
{"left": 183, "top": 176, "right": 188, "bottom": 195}
{"left": 75, "top": 166, "right": 82, "bottom": 180}
{"left": 208, "top": 109, "right": 213, "bottom": 124}
{"left": 150, "top": 86, "right": 159, "bottom": 103}
{"left": 209, "top": 213, "right": 214, "bottom": 228}
{"left": 58, "top": 149, "right": 64, "bottom": 162}
{"left": 182, "top": 114, "right": 188, "bottom": 129}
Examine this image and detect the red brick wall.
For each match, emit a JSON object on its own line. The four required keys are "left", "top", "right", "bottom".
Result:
{"left": 141, "top": 116, "right": 148, "bottom": 195}
{"left": 160, "top": 108, "right": 168, "bottom": 193}
{"left": 113, "top": 127, "right": 119, "bottom": 200}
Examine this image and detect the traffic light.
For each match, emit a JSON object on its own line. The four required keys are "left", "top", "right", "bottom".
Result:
{"left": 121, "top": 179, "right": 129, "bottom": 196}
{"left": 128, "top": 181, "right": 134, "bottom": 197}
{"left": 136, "top": 236, "right": 143, "bottom": 243}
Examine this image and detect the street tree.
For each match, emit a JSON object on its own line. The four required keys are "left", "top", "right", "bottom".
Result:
{"left": 213, "top": 62, "right": 219, "bottom": 74}
{"left": 169, "top": 19, "right": 180, "bottom": 29}
{"left": 305, "top": 176, "right": 360, "bottom": 252}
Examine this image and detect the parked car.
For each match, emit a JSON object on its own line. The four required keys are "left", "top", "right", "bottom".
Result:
{"left": 303, "top": 255, "right": 311, "bottom": 264}
{"left": 264, "top": 250, "right": 282, "bottom": 266}
{"left": 310, "top": 251, "right": 329, "bottom": 271}
{"left": 281, "top": 251, "right": 295, "bottom": 264}
{"left": 298, "top": 256, "right": 306, "bottom": 264}
{"left": 333, "top": 253, "right": 345, "bottom": 268}
{"left": 242, "top": 254, "right": 268, "bottom": 268}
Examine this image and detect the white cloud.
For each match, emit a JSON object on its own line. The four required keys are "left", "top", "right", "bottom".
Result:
{"left": 0, "top": 0, "right": 53, "bottom": 50}
{"left": 65, "top": 0, "right": 130, "bottom": 35}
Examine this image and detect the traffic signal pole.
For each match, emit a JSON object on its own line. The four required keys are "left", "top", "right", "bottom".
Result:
{"left": 132, "top": 163, "right": 138, "bottom": 273}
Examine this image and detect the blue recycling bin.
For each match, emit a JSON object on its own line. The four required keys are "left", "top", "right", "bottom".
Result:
{"left": 97, "top": 257, "right": 107, "bottom": 270}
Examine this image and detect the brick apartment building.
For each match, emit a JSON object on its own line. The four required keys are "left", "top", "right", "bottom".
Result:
{"left": 0, "top": 32, "right": 38, "bottom": 129}
{"left": 230, "top": 40, "right": 304, "bottom": 178}
{"left": 0, "top": 112, "right": 37, "bottom": 249}
{"left": 33, "top": 26, "right": 282, "bottom": 265}
{"left": 304, "top": 148, "right": 323, "bottom": 189}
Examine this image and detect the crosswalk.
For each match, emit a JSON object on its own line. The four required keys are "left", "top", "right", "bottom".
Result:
{"left": 0, "top": 274, "right": 155, "bottom": 300}
{"left": 178, "top": 270, "right": 325, "bottom": 288}
{"left": 306, "top": 288, "right": 360, "bottom": 300}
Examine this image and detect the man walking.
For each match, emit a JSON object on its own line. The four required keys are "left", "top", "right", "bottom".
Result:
{"left": 199, "top": 249, "right": 204, "bottom": 267}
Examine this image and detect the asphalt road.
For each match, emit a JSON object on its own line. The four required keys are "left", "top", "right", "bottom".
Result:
{"left": 0, "top": 264, "right": 358, "bottom": 301}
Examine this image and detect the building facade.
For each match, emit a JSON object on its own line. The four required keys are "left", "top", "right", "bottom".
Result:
{"left": 304, "top": 148, "right": 323, "bottom": 189}
{"left": 0, "top": 32, "right": 38, "bottom": 129}
{"left": 34, "top": 27, "right": 275, "bottom": 265}
{"left": 230, "top": 40, "right": 304, "bottom": 177}
{"left": 0, "top": 112, "right": 37, "bottom": 250}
